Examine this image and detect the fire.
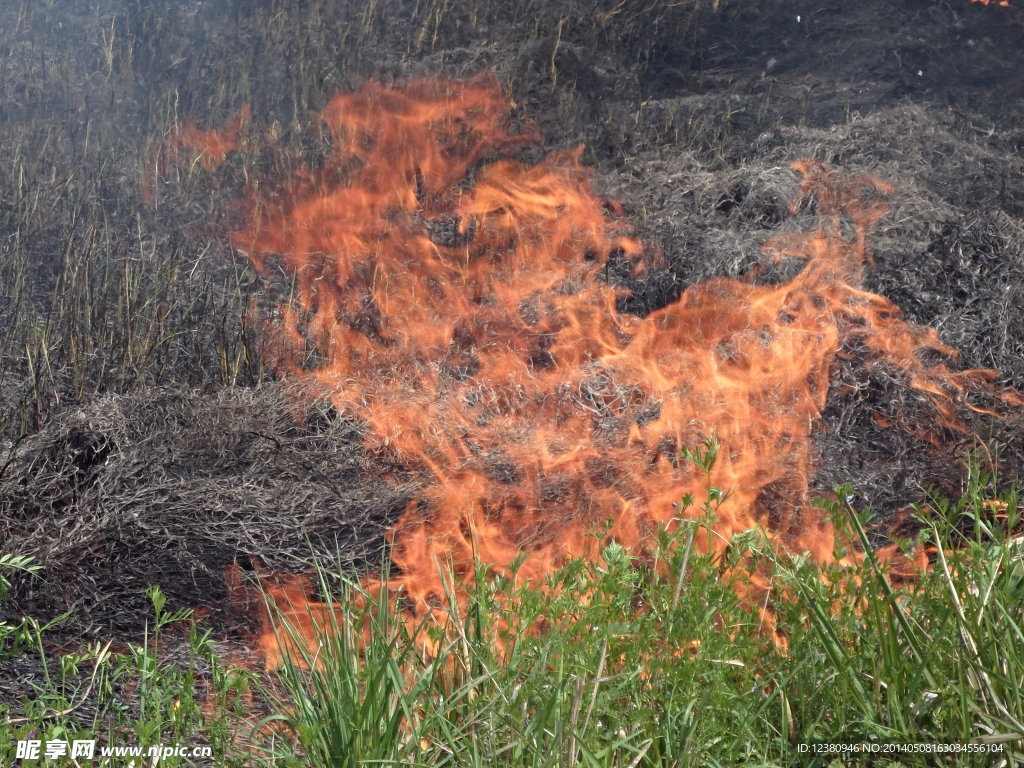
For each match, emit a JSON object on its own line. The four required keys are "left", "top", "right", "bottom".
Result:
{"left": 144, "top": 105, "right": 251, "bottom": 201}
{"left": 162, "top": 75, "right": 1021, "bottom": 665}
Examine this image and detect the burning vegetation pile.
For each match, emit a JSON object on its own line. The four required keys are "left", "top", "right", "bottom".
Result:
{"left": 2, "top": 0, "right": 1024, "bottom": 743}
{"left": 149, "top": 74, "right": 1023, "bottom": 652}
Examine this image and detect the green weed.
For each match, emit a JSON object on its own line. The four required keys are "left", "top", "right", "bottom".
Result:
{"left": 247, "top": 471, "right": 1024, "bottom": 767}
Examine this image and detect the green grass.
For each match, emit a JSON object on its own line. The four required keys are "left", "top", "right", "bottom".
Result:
{"left": 248, "top": 466, "right": 1024, "bottom": 767}
{"left": 1, "top": 583, "right": 253, "bottom": 767}
{"left": 3, "top": 464, "right": 1024, "bottom": 765}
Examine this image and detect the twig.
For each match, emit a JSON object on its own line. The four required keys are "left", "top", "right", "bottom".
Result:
{"left": 932, "top": 525, "right": 1024, "bottom": 735}
{"left": 625, "top": 739, "right": 653, "bottom": 768}
{"left": 670, "top": 523, "right": 695, "bottom": 613}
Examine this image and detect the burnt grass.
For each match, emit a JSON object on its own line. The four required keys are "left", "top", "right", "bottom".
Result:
{"left": 1, "top": 0, "right": 1024, "bottom": 668}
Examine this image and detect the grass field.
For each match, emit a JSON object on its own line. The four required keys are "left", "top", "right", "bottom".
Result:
{"left": 4, "top": 458, "right": 1023, "bottom": 766}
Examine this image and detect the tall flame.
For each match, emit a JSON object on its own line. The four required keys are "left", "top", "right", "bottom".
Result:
{"left": 167, "top": 75, "right": 1020, "bottom": 662}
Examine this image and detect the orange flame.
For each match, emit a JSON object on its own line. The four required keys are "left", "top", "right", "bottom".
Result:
{"left": 143, "top": 105, "right": 251, "bottom": 201}
{"left": 169, "top": 75, "right": 1021, "bottom": 665}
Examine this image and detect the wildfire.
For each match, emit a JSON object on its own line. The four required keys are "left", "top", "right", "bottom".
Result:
{"left": 159, "top": 75, "right": 1021, "bottom": 666}
{"left": 144, "top": 105, "right": 251, "bottom": 201}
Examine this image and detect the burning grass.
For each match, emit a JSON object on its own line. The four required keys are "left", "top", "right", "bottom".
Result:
{"left": 251, "top": 480, "right": 1024, "bottom": 767}
{"left": 178, "top": 74, "right": 1024, "bottom": 761}
{"left": 4, "top": 0, "right": 1024, "bottom": 762}
{"left": 4, "top": 475, "right": 1024, "bottom": 765}
{"left": 171, "top": 76, "right": 1023, "bottom": 660}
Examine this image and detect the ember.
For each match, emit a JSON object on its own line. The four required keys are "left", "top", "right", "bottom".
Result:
{"left": 181, "top": 74, "right": 1022, "bottom": 665}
